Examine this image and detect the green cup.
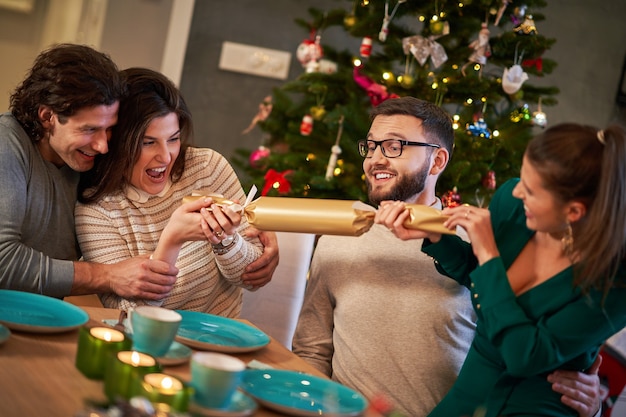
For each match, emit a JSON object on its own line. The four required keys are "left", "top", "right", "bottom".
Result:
{"left": 190, "top": 352, "right": 246, "bottom": 409}
{"left": 129, "top": 306, "right": 182, "bottom": 357}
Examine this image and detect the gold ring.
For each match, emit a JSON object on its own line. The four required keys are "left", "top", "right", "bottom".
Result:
{"left": 214, "top": 230, "right": 223, "bottom": 238}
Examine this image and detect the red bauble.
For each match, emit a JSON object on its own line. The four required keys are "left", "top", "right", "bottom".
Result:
{"left": 300, "top": 114, "right": 313, "bottom": 136}
{"left": 482, "top": 170, "right": 496, "bottom": 190}
{"left": 249, "top": 146, "right": 270, "bottom": 169}
{"left": 442, "top": 187, "right": 462, "bottom": 208}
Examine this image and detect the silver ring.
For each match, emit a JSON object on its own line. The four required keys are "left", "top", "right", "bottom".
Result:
{"left": 465, "top": 211, "right": 470, "bottom": 219}
{"left": 214, "top": 230, "right": 223, "bottom": 238}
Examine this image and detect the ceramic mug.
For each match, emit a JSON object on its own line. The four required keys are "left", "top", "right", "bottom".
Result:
{"left": 129, "top": 306, "right": 182, "bottom": 357}
{"left": 190, "top": 352, "right": 246, "bottom": 409}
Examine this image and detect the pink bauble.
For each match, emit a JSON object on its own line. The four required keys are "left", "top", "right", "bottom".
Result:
{"left": 249, "top": 146, "right": 270, "bottom": 168}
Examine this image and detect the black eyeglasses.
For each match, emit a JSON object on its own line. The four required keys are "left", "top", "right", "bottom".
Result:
{"left": 357, "top": 139, "right": 441, "bottom": 158}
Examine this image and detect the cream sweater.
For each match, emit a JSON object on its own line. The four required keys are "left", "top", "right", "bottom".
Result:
{"left": 75, "top": 147, "right": 262, "bottom": 317}
{"left": 293, "top": 222, "right": 476, "bottom": 416}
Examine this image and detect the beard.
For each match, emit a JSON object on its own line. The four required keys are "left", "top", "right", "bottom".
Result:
{"left": 366, "top": 163, "right": 430, "bottom": 206}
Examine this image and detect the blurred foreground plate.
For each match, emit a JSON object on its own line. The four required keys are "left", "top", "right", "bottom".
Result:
{"left": 0, "top": 289, "right": 88, "bottom": 333}
{"left": 188, "top": 390, "right": 257, "bottom": 417}
{"left": 241, "top": 369, "right": 368, "bottom": 417}
{"left": 0, "top": 323, "right": 10, "bottom": 344}
{"left": 175, "top": 310, "right": 270, "bottom": 353}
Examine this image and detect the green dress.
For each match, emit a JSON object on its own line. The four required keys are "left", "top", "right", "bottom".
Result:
{"left": 423, "top": 179, "right": 626, "bottom": 417}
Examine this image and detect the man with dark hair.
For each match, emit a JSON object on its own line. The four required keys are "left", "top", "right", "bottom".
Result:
{"left": 293, "top": 96, "right": 601, "bottom": 417}
{"left": 0, "top": 44, "right": 278, "bottom": 299}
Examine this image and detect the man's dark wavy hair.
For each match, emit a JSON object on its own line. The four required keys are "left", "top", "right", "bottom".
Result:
{"left": 10, "top": 43, "right": 125, "bottom": 143}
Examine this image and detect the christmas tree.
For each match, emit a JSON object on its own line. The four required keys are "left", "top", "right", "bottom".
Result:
{"left": 234, "top": 0, "right": 558, "bottom": 206}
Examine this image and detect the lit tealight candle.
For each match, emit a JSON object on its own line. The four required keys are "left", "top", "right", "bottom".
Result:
{"left": 134, "top": 373, "right": 191, "bottom": 412}
{"left": 146, "top": 373, "right": 183, "bottom": 393}
{"left": 104, "top": 350, "right": 161, "bottom": 401}
{"left": 75, "top": 326, "right": 130, "bottom": 380}
{"left": 120, "top": 350, "right": 158, "bottom": 367}
{"left": 92, "top": 327, "right": 125, "bottom": 342}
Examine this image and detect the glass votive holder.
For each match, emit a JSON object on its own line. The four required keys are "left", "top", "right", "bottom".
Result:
{"left": 132, "top": 372, "right": 193, "bottom": 412}
{"left": 104, "top": 350, "right": 161, "bottom": 402}
{"left": 75, "top": 326, "right": 131, "bottom": 379}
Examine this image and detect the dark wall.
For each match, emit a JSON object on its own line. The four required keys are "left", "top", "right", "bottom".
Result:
{"left": 180, "top": 0, "right": 342, "bottom": 169}
{"left": 180, "top": 0, "right": 626, "bottom": 175}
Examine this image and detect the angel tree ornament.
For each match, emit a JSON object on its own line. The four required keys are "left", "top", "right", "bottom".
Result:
{"left": 296, "top": 34, "right": 323, "bottom": 73}
{"left": 462, "top": 23, "right": 491, "bottom": 77}
{"left": 242, "top": 95, "right": 272, "bottom": 134}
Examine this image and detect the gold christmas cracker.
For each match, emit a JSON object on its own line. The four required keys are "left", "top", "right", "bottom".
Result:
{"left": 403, "top": 204, "right": 455, "bottom": 235}
{"left": 182, "top": 193, "right": 236, "bottom": 207}
{"left": 182, "top": 193, "right": 453, "bottom": 236}
{"left": 244, "top": 197, "right": 375, "bottom": 236}
{"left": 182, "top": 194, "right": 372, "bottom": 236}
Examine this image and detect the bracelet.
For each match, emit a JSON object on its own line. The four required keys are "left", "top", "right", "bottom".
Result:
{"left": 211, "top": 233, "right": 238, "bottom": 255}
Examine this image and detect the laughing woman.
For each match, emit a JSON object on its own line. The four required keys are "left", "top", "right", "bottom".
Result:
{"left": 376, "top": 123, "right": 626, "bottom": 416}
{"left": 75, "top": 68, "right": 266, "bottom": 317}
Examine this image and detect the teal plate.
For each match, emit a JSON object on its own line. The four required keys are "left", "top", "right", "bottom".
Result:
{"left": 241, "top": 369, "right": 368, "bottom": 417}
{"left": 157, "top": 341, "right": 192, "bottom": 366}
{"left": 188, "top": 390, "right": 257, "bottom": 417}
{"left": 0, "top": 323, "right": 10, "bottom": 344}
{"left": 0, "top": 289, "right": 88, "bottom": 333}
{"left": 174, "top": 310, "right": 270, "bottom": 353}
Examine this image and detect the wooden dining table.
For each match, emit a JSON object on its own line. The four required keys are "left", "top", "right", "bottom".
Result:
{"left": 0, "top": 306, "right": 377, "bottom": 417}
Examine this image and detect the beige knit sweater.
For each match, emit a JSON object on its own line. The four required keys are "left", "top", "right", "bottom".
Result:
{"left": 75, "top": 147, "right": 263, "bottom": 317}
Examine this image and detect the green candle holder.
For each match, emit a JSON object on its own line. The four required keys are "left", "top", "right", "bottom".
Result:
{"left": 132, "top": 372, "right": 193, "bottom": 412}
{"left": 75, "top": 326, "right": 131, "bottom": 380}
{"left": 104, "top": 350, "right": 161, "bottom": 402}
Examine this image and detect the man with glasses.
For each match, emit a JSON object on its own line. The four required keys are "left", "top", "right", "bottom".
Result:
{"left": 293, "top": 96, "right": 601, "bottom": 417}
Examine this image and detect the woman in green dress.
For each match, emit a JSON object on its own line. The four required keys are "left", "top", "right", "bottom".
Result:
{"left": 376, "top": 123, "right": 626, "bottom": 416}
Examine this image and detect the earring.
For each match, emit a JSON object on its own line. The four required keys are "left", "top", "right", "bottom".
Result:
{"left": 561, "top": 221, "right": 574, "bottom": 256}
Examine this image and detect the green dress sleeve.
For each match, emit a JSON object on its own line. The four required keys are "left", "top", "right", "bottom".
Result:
{"left": 424, "top": 179, "right": 626, "bottom": 377}
{"left": 422, "top": 234, "right": 477, "bottom": 289}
